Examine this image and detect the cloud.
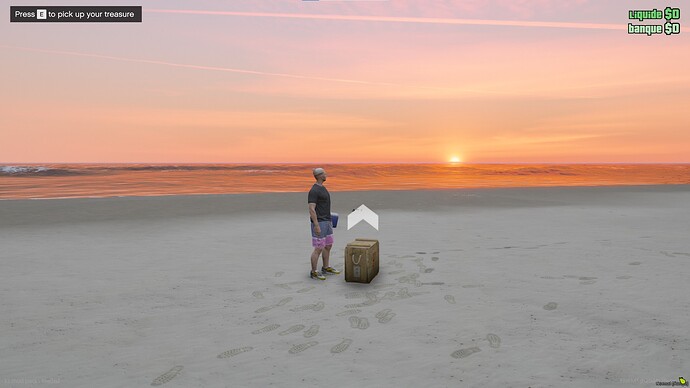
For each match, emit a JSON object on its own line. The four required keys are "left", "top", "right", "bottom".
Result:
{"left": 494, "top": 0, "right": 590, "bottom": 18}
{"left": 146, "top": 9, "right": 624, "bottom": 30}
{"left": 0, "top": 44, "right": 419, "bottom": 88}
{"left": 289, "top": 0, "right": 590, "bottom": 19}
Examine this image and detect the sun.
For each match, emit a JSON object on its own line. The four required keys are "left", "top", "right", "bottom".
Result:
{"left": 449, "top": 156, "right": 462, "bottom": 163}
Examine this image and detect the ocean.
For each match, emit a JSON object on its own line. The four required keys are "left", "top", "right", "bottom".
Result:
{"left": 1, "top": 163, "right": 689, "bottom": 200}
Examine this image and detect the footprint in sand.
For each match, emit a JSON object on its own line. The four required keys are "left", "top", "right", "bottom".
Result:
{"left": 349, "top": 316, "right": 370, "bottom": 330}
{"left": 378, "top": 289, "right": 413, "bottom": 302}
{"left": 151, "top": 365, "right": 183, "bottom": 386}
{"left": 451, "top": 347, "right": 481, "bottom": 359}
{"left": 629, "top": 262, "right": 642, "bottom": 266}
{"left": 543, "top": 302, "right": 558, "bottom": 311}
{"left": 398, "top": 288, "right": 413, "bottom": 299}
{"left": 444, "top": 295, "right": 456, "bottom": 304}
{"left": 431, "top": 256, "right": 440, "bottom": 261}
{"left": 388, "top": 270, "right": 405, "bottom": 275}
{"left": 375, "top": 309, "right": 392, "bottom": 319}
{"left": 486, "top": 334, "right": 501, "bottom": 349}
{"left": 288, "top": 341, "right": 318, "bottom": 354}
{"left": 397, "top": 273, "right": 420, "bottom": 284}
{"left": 369, "top": 291, "right": 384, "bottom": 300}
{"left": 279, "top": 324, "right": 306, "bottom": 336}
{"left": 416, "top": 252, "right": 427, "bottom": 254}
{"left": 217, "top": 346, "right": 253, "bottom": 359}
{"left": 255, "top": 305, "right": 275, "bottom": 314}
{"left": 616, "top": 275, "right": 632, "bottom": 280}
{"left": 336, "top": 309, "right": 361, "bottom": 317}
{"left": 330, "top": 339, "right": 353, "bottom": 354}
{"left": 381, "top": 291, "right": 396, "bottom": 301}
{"left": 290, "top": 302, "right": 319, "bottom": 312}
{"left": 274, "top": 271, "right": 284, "bottom": 277}
{"left": 276, "top": 297, "right": 293, "bottom": 306}
{"left": 378, "top": 312, "right": 396, "bottom": 324}
{"left": 345, "top": 299, "right": 377, "bottom": 309}
{"left": 275, "top": 284, "right": 291, "bottom": 290}
{"left": 421, "top": 282, "right": 445, "bottom": 286}
{"left": 580, "top": 280, "right": 597, "bottom": 285}
{"left": 251, "top": 291, "right": 264, "bottom": 299}
{"left": 345, "top": 292, "right": 366, "bottom": 299}
{"left": 348, "top": 316, "right": 361, "bottom": 328}
{"left": 462, "top": 284, "right": 483, "bottom": 289}
{"left": 252, "top": 324, "right": 280, "bottom": 334}
{"left": 297, "top": 286, "right": 315, "bottom": 294}
{"left": 578, "top": 277, "right": 597, "bottom": 281}
{"left": 304, "top": 325, "right": 319, "bottom": 338}
{"left": 424, "top": 268, "right": 435, "bottom": 273}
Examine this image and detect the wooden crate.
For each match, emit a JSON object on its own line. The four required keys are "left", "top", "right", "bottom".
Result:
{"left": 344, "top": 239, "right": 379, "bottom": 283}
{"left": 354, "top": 238, "right": 379, "bottom": 279}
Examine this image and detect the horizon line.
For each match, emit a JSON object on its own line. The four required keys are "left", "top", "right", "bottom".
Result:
{"left": 3, "top": 162, "right": 690, "bottom": 165}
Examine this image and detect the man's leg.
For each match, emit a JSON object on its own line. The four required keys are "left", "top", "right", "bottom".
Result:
{"left": 322, "top": 244, "right": 332, "bottom": 268}
{"left": 311, "top": 247, "right": 323, "bottom": 272}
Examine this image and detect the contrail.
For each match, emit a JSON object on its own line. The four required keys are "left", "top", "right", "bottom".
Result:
{"left": 0, "top": 44, "right": 514, "bottom": 95}
{"left": 0, "top": 45, "right": 400, "bottom": 86}
{"left": 146, "top": 9, "right": 627, "bottom": 31}
{"left": 5, "top": 44, "right": 685, "bottom": 98}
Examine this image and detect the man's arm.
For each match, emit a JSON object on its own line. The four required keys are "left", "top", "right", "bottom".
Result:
{"left": 308, "top": 203, "right": 321, "bottom": 235}
{"left": 308, "top": 203, "right": 319, "bottom": 224}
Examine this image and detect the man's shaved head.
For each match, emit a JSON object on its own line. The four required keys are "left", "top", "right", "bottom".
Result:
{"left": 313, "top": 168, "right": 325, "bottom": 177}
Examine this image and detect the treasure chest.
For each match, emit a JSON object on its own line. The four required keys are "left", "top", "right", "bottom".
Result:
{"left": 344, "top": 239, "right": 379, "bottom": 283}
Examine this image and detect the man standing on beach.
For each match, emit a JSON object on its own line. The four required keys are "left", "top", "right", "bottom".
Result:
{"left": 308, "top": 168, "right": 341, "bottom": 280}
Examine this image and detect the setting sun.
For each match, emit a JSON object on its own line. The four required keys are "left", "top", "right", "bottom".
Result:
{"left": 449, "top": 156, "right": 462, "bottom": 163}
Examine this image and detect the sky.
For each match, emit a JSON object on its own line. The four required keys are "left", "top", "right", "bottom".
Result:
{"left": 1, "top": 0, "right": 689, "bottom": 163}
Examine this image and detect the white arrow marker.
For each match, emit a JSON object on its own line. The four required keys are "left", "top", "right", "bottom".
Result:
{"left": 347, "top": 204, "right": 379, "bottom": 230}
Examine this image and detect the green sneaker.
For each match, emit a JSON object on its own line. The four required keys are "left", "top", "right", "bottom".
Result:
{"left": 310, "top": 271, "right": 326, "bottom": 280}
{"left": 322, "top": 266, "right": 341, "bottom": 275}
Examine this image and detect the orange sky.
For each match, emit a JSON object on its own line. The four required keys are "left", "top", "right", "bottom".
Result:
{"left": 1, "top": 1, "right": 689, "bottom": 163}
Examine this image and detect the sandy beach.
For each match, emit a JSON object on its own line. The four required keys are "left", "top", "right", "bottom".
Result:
{"left": 1, "top": 185, "right": 689, "bottom": 387}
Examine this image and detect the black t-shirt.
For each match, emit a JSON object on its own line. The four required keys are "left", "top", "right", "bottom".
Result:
{"left": 308, "top": 183, "right": 331, "bottom": 222}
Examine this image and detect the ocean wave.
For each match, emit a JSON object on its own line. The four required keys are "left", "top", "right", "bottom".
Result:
{"left": 0, "top": 166, "right": 84, "bottom": 176}
{"left": 0, "top": 164, "right": 310, "bottom": 176}
{"left": 486, "top": 167, "right": 578, "bottom": 176}
{"left": 101, "top": 165, "right": 307, "bottom": 172}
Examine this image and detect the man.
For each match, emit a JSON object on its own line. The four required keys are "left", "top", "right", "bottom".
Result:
{"left": 308, "top": 167, "right": 341, "bottom": 280}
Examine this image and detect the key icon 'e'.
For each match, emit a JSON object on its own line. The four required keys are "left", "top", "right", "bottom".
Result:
{"left": 37, "top": 9, "right": 47, "bottom": 19}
